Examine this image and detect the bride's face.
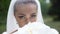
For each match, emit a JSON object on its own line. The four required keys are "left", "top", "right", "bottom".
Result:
{"left": 14, "top": 3, "right": 37, "bottom": 27}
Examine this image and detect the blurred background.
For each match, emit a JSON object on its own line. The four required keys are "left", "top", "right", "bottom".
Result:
{"left": 0, "top": 0, "right": 60, "bottom": 34}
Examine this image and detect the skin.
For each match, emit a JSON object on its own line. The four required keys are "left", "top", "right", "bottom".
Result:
{"left": 14, "top": 3, "right": 37, "bottom": 27}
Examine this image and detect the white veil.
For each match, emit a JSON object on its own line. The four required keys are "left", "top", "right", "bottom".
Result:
{"left": 7, "top": 0, "right": 44, "bottom": 34}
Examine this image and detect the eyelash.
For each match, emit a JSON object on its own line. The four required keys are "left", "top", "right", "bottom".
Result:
{"left": 18, "top": 15, "right": 36, "bottom": 19}
{"left": 31, "top": 15, "right": 36, "bottom": 18}
{"left": 19, "top": 16, "right": 25, "bottom": 19}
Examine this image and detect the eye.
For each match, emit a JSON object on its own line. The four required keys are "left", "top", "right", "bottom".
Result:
{"left": 18, "top": 16, "right": 25, "bottom": 19}
{"left": 31, "top": 14, "right": 36, "bottom": 18}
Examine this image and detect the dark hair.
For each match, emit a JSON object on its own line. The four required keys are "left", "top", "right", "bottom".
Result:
{"left": 14, "top": 0, "right": 38, "bottom": 11}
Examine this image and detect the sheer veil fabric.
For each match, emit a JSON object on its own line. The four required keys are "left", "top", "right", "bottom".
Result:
{"left": 2, "top": 0, "right": 59, "bottom": 34}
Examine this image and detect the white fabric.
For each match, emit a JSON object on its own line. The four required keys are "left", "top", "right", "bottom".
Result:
{"left": 2, "top": 32, "right": 7, "bottom": 34}
{"left": 7, "top": 0, "right": 19, "bottom": 34}
{"left": 2, "top": 0, "right": 59, "bottom": 34}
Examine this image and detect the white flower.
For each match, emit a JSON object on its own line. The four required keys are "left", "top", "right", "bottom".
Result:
{"left": 13, "top": 22, "right": 44, "bottom": 34}
{"left": 13, "top": 22, "right": 59, "bottom": 34}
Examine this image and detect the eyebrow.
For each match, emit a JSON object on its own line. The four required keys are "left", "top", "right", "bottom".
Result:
{"left": 31, "top": 13, "right": 37, "bottom": 15}
{"left": 18, "top": 13, "right": 25, "bottom": 16}
{"left": 17, "top": 13, "right": 37, "bottom": 16}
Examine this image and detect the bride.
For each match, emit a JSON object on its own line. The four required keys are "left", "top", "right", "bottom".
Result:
{"left": 2, "top": 0, "right": 59, "bottom": 34}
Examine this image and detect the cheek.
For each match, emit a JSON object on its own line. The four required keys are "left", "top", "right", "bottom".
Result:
{"left": 30, "top": 18, "right": 36, "bottom": 22}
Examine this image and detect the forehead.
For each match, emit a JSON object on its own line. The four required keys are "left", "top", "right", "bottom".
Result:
{"left": 15, "top": 3, "right": 37, "bottom": 14}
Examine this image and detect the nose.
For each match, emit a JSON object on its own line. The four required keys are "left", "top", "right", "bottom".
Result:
{"left": 25, "top": 16, "right": 30, "bottom": 23}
